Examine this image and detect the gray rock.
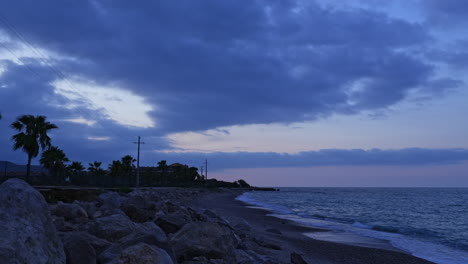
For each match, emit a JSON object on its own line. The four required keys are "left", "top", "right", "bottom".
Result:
{"left": 120, "top": 195, "right": 153, "bottom": 223}
{"left": 61, "top": 232, "right": 96, "bottom": 264}
{"left": 87, "top": 214, "right": 137, "bottom": 242}
{"left": 155, "top": 210, "right": 192, "bottom": 234}
{"left": 73, "top": 232, "right": 112, "bottom": 255}
{"left": 107, "top": 243, "right": 173, "bottom": 264}
{"left": 291, "top": 252, "right": 308, "bottom": 264}
{"left": 0, "top": 178, "right": 65, "bottom": 264}
{"left": 98, "top": 192, "right": 124, "bottom": 209}
{"left": 51, "top": 202, "right": 88, "bottom": 223}
{"left": 170, "top": 222, "right": 240, "bottom": 262}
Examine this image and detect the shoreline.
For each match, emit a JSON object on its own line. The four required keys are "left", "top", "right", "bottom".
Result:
{"left": 188, "top": 190, "right": 436, "bottom": 264}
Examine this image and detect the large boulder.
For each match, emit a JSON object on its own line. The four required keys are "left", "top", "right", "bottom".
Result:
{"left": 50, "top": 201, "right": 88, "bottom": 223}
{"left": 155, "top": 209, "right": 192, "bottom": 234}
{"left": 170, "top": 222, "right": 240, "bottom": 262}
{"left": 120, "top": 195, "right": 153, "bottom": 223}
{"left": 87, "top": 214, "right": 137, "bottom": 242}
{"left": 60, "top": 232, "right": 96, "bottom": 264}
{"left": 0, "top": 178, "right": 65, "bottom": 264}
{"left": 107, "top": 243, "right": 173, "bottom": 264}
{"left": 98, "top": 222, "right": 170, "bottom": 263}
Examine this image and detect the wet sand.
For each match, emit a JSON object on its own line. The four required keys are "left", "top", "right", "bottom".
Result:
{"left": 189, "top": 190, "right": 436, "bottom": 264}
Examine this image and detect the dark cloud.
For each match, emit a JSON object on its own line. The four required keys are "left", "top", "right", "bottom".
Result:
{"left": 0, "top": 0, "right": 465, "bottom": 165}
{"left": 151, "top": 148, "right": 468, "bottom": 171}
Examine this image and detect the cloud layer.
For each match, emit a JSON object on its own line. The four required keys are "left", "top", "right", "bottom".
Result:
{"left": 0, "top": 0, "right": 467, "bottom": 165}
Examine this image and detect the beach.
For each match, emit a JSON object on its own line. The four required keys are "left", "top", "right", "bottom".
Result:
{"left": 188, "top": 190, "right": 436, "bottom": 264}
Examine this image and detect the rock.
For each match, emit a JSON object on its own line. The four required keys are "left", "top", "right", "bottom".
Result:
{"left": 98, "top": 222, "right": 170, "bottom": 263}
{"left": 76, "top": 201, "right": 100, "bottom": 219}
{"left": 120, "top": 195, "right": 153, "bottom": 223}
{"left": 75, "top": 232, "right": 112, "bottom": 255}
{"left": 265, "top": 228, "right": 282, "bottom": 235}
{"left": 290, "top": 252, "right": 308, "bottom": 264}
{"left": 61, "top": 232, "right": 96, "bottom": 264}
{"left": 107, "top": 243, "right": 173, "bottom": 264}
{"left": 87, "top": 214, "right": 137, "bottom": 242}
{"left": 155, "top": 210, "right": 192, "bottom": 234}
{"left": 203, "top": 209, "right": 218, "bottom": 219}
{"left": 170, "top": 222, "right": 240, "bottom": 262}
{"left": 51, "top": 201, "right": 88, "bottom": 223}
{"left": 52, "top": 216, "right": 79, "bottom": 232}
{"left": 0, "top": 178, "right": 65, "bottom": 264}
{"left": 97, "top": 192, "right": 125, "bottom": 217}
{"left": 233, "top": 219, "right": 251, "bottom": 233}
{"left": 98, "top": 192, "right": 124, "bottom": 209}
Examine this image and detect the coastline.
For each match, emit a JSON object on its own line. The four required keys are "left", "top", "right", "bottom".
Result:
{"left": 188, "top": 190, "right": 436, "bottom": 264}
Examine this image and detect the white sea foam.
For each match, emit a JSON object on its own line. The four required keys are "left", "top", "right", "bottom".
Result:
{"left": 236, "top": 192, "right": 468, "bottom": 264}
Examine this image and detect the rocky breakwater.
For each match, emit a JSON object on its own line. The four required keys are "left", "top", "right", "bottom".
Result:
{"left": 1, "top": 180, "right": 288, "bottom": 263}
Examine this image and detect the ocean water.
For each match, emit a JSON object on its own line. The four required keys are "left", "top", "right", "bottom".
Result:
{"left": 236, "top": 188, "right": 468, "bottom": 264}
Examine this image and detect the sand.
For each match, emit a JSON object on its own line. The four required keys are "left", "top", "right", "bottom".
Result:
{"left": 188, "top": 190, "right": 436, "bottom": 264}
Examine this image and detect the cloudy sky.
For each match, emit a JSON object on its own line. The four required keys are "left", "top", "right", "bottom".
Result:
{"left": 0, "top": 0, "right": 467, "bottom": 186}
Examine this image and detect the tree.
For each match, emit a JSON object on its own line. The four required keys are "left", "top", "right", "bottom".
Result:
{"left": 11, "top": 115, "right": 58, "bottom": 180}
{"left": 108, "top": 155, "right": 135, "bottom": 176}
{"left": 121, "top": 155, "right": 136, "bottom": 175}
{"left": 108, "top": 160, "right": 123, "bottom": 176}
{"left": 40, "top": 146, "right": 69, "bottom": 183}
{"left": 68, "top": 161, "right": 85, "bottom": 174}
{"left": 157, "top": 160, "right": 168, "bottom": 184}
{"left": 88, "top": 161, "right": 105, "bottom": 177}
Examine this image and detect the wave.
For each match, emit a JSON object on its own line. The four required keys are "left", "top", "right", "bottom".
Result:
{"left": 236, "top": 192, "right": 468, "bottom": 264}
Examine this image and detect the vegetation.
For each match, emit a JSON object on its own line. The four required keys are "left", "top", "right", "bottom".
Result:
{"left": 40, "top": 146, "right": 69, "bottom": 183}
{"left": 2, "top": 113, "right": 258, "bottom": 189}
{"left": 11, "top": 115, "right": 58, "bottom": 180}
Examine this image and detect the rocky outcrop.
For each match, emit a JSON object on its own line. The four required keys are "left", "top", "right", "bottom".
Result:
{"left": 61, "top": 232, "right": 96, "bottom": 264}
{"left": 51, "top": 201, "right": 88, "bottom": 223}
{"left": 107, "top": 243, "right": 173, "bottom": 264}
{"left": 170, "top": 222, "right": 240, "bottom": 262}
{"left": 0, "top": 178, "right": 65, "bottom": 264}
{"left": 87, "top": 214, "right": 138, "bottom": 242}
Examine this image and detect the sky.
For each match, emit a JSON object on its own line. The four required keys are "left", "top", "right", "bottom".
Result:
{"left": 0, "top": 0, "right": 467, "bottom": 186}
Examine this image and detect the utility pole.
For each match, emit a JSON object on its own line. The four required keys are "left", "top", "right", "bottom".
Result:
{"left": 205, "top": 159, "right": 208, "bottom": 180}
{"left": 133, "top": 136, "right": 145, "bottom": 187}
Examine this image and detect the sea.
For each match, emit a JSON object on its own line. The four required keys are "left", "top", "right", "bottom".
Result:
{"left": 236, "top": 188, "right": 468, "bottom": 264}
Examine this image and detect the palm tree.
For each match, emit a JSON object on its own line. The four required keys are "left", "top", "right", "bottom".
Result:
{"left": 88, "top": 161, "right": 105, "bottom": 176}
{"left": 40, "top": 146, "right": 69, "bottom": 183}
{"left": 68, "top": 161, "right": 85, "bottom": 174}
{"left": 157, "top": 160, "right": 168, "bottom": 185}
{"left": 11, "top": 115, "right": 58, "bottom": 180}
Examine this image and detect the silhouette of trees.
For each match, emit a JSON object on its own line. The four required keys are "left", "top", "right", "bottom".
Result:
{"left": 88, "top": 161, "right": 105, "bottom": 177}
{"left": 40, "top": 146, "right": 69, "bottom": 183}
{"left": 68, "top": 161, "right": 85, "bottom": 174}
{"left": 11, "top": 115, "right": 58, "bottom": 180}
{"left": 109, "top": 155, "right": 136, "bottom": 176}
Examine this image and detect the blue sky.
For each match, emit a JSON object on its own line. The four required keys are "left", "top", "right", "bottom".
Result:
{"left": 0, "top": 0, "right": 467, "bottom": 186}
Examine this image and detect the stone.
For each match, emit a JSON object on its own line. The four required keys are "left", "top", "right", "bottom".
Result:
{"left": 155, "top": 210, "right": 191, "bottom": 234}
{"left": 120, "top": 195, "right": 153, "bottom": 223}
{"left": 98, "top": 222, "right": 170, "bottom": 263}
{"left": 0, "top": 178, "right": 65, "bottom": 264}
{"left": 61, "top": 232, "right": 96, "bottom": 264}
{"left": 98, "top": 192, "right": 124, "bottom": 209}
{"left": 51, "top": 201, "right": 88, "bottom": 222}
{"left": 87, "top": 214, "right": 137, "bottom": 242}
{"left": 291, "top": 252, "right": 308, "bottom": 264}
{"left": 170, "top": 222, "right": 240, "bottom": 262}
{"left": 107, "top": 243, "right": 173, "bottom": 264}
